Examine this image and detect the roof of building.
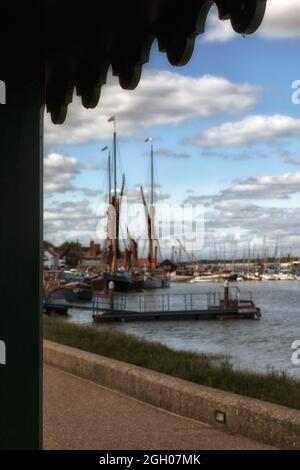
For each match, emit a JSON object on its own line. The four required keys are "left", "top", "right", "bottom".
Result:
{"left": 44, "top": 246, "right": 59, "bottom": 258}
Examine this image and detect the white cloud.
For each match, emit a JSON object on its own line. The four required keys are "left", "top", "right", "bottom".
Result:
{"left": 186, "top": 115, "right": 300, "bottom": 148}
{"left": 204, "top": 0, "right": 300, "bottom": 42}
{"left": 44, "top": 185, "right": 170, "bottom": 245}
{"left": 81, "top": 161, "right": 106, "bottom": 171}
{"left": 44, "top": 200, "right": 99, "bottom": 245}
{"left": 125, "top": 186, "right": 170, "bottom": 203}
{"left": 200, "top": 149, "right": 267, "bottom": 161}
{"left": 151, "top": 149, "right": 190, "bottom": 159}
{"left": 185, "top": 171, "right": 300, "bottom": 203}
{"left": 79, "top": 188, "right": 102, "bottom": 197}
{"left": 204, "top": 13, "right": 236, "bottom": 43}
{"left": 205, "top": 200, "right": 300, "bottom": 252}
{"left": 224, "top": 172, "right": 300, "bottom": 200}
{"left": 44, "top": 152, "right": 103, "bottom": 194}
{"left": 285, "top": 157, "right": 300, "bottom": 166}
{"left": 174, "top": 195, "right": 300, "bottom": 258}
{"left": 259, "top": 0, "right": 300, "bottom": 39}
{"left": 44, "top": 177, "right": 300, "bottom": 252}
{"left": 45, "top": 70, "right": 259, "bottom": 145}
{"left": 44, "top": 153, "right": 80, "bottom": 193}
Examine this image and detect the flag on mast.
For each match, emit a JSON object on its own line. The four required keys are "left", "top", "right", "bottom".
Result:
{"left": 108, "top": 116, "right": 115, "bottom": 122}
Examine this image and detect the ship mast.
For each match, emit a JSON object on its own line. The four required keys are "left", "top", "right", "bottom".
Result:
{"left": 108, "top": 116, "right": 119, "bottom": 273}
{"left": 101, "top": 145, "right": 112, "bottom": 266}
{"left": 150, "top": 142, "right": 154, "bottom": 206}
{"left": 113, "top": 123, "right": 117, "bottom": 201}
{"left": 101, "top": 146, "right": 112, "bottom": 204}
{"left": 145, "top": 137, "right": 155, "bottom": 270}
{"left": 108, "top": 151, "right": 112, "bottom": 205}
{"left": 140, "top": 185, "right": 153, "bottom": 269}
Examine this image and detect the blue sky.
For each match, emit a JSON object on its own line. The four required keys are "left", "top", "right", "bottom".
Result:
{"left": 44, "top": 1, "right": 300, "bottom": 259}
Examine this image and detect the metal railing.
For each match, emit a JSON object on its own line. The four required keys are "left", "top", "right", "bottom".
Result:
{"left": 92, "top": 289, "right": 254, "bottom": 315}
{"left": 93, "top": 293, "right": 210, "bottom": 314}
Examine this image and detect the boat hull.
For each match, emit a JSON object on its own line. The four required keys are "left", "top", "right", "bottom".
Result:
{"left": 104, "top": 273, "right": 143, "bottom": 292}
{"left": 90, "top": 276, "right": 106, "bottom": 292}
{"left": 143, "top": 276, "right": 170, "bottom": 289}
{"left": 50, "top": 283, "right": 93, "bottom": 302}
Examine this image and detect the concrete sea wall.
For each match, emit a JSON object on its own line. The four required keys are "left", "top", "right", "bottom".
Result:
{"left": 44, "top": 340, "right": 300, "bottom": 449}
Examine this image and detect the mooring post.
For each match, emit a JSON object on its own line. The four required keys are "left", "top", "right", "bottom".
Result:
{"left": 108, "top": 280, "right": 115, "bottom": 312}
{"left": 224, "top": 280, "right": 230, "bottom": 308}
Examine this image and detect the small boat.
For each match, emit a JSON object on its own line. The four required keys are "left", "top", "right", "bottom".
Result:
{"left": 49, "top": 281, "right": 93, "bottom": 302}
{"left": 260, "top": 274, "right": 273, "bottom": 281}
{"left": 276, "top": 273, "right": 294, "bottom": 281}
{"left": 190, "top": 274, "right": 221, "bottom": 283}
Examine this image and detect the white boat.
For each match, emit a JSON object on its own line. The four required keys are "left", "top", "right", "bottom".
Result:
{"left": 261, "top": 273, "right": 294, "bottom": 281}
{"left": 170, "top": 274, "right": 194, "bottom": 283}
{"left": 190, "top": 275, "right": 221, "bottom": 283}
{"left": 276, "top": 273, "right": 294, "bottom": 281}
{"left": 260, "top": 274, "right": 273, "bottom": 281}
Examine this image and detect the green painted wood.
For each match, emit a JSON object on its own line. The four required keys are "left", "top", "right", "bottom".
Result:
{"left": 0, "top": 75, "right": 44, "bottom": 449}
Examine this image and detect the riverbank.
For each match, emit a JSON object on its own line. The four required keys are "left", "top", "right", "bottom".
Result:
{"left": 44, "top": 316, "right": 300, "bottom": 411}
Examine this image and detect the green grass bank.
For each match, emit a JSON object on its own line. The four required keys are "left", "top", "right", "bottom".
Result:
{"left": 44, "top": 316, "right": 300, "bottom": 411}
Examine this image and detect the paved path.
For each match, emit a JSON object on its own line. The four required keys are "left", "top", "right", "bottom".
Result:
{"left": 44, "top": 365, "right": 274, "bottom": 450}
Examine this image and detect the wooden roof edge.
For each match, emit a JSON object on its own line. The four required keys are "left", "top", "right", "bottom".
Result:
{"left": 46, "top": 0, "right": 267, "bottom": 124}
{"left": 1, "top": 1, "right": 267, "bottom": 123}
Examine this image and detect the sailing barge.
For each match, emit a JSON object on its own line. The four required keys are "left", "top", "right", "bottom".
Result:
{"left": 92, "top": 284, "right": 261, "bottom": 323}
{"left": 100, "top": 121, "right": 169, "bottom": 292}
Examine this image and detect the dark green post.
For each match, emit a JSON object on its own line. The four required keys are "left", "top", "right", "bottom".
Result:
{"left": 0, "top": 74, "right": 44, "bottom": 449}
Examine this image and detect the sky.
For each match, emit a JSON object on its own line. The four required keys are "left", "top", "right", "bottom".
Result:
{"left": 44, "top": 0, "right": 300, "bottom": 260}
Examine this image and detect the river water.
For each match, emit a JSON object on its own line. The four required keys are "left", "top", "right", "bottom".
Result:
{"left": 66, "top": 281, "right": 300, "bottom": 378}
